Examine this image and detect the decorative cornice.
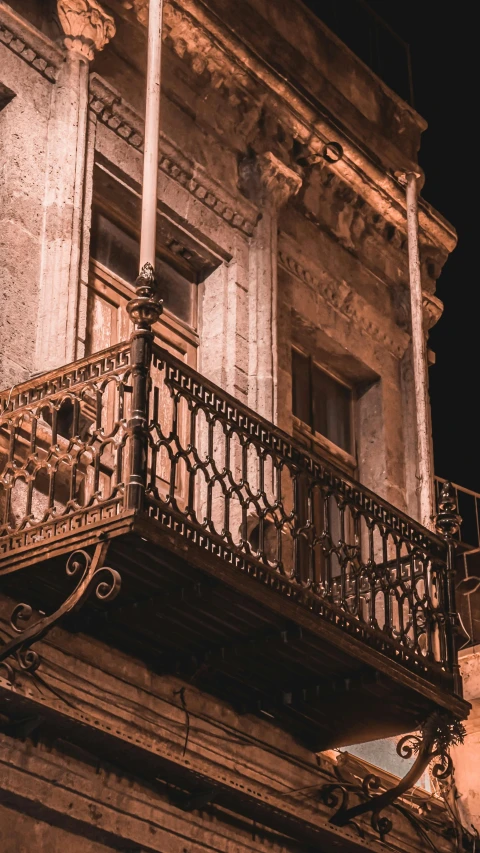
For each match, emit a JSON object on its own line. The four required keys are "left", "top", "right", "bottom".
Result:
{"left": 126, "top": 0, "right": 455, "bottom": 257}
{"left": 0, "top": 20, "right": 58, "bottom": 82}
{"left": 89, "top": 74, "right": 257, "bottom": 237}
{"left": 57, "top": 0, "right": 115, "bottom": 60}
{"left": 279, "top": 245, "right": 410, "bottom": 359}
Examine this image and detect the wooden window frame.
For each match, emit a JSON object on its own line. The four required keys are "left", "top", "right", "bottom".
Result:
{"left": 292, "top": 346, "right": 356, "bottom": 472}
{"left": 90, "top": 203, "right": 199, "bottom": 334}
{"left": 88, "top": 259, "right": 199, "bottom": 359}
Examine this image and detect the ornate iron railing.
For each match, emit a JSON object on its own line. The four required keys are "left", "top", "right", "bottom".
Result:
{"left": 0, "top": 268, "right": 461, "bottom": 690}
{"left": 0, "top": 343, "right": 131, "bottom": 551}
{"left": 144, "top": 344, "right": 459, "bottom": 682}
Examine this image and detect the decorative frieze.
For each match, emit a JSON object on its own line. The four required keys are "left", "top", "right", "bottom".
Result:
{"left": 279, "top": 247, "right": 410, "bottom": 359}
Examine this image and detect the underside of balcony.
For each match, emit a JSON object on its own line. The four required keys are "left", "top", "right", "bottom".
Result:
{"left": 0, "top": 509, "right": 468, "bottom": 751}
{"left": 0, "top": 339, "right": 470, "bottom": 750}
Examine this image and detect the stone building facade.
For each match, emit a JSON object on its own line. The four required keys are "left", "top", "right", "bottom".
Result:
{"left": 0, "top": 1, "right": 473, "bottom": 851}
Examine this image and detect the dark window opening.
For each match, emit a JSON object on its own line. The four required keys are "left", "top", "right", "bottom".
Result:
{"left": 90, "top": 208, "right": 195, "bottom": 326}
{"left": 292, "top": 348, "right": 353, "bottom": 455}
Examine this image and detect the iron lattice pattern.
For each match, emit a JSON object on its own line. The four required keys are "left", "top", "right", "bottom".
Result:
{"left": 0, "top": 344, "right": 132, "bottom": 550}
{"left": 0, "top": 343, "right": 455, "bottom": 684}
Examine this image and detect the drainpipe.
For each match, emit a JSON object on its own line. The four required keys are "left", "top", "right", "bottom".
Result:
{"left": 126, "top": 0, "right": 164, "bottom": 510}
{"left": 140, "top": 0, "right": 164, "bottom": 268}
{"left": 398, "top": 171, "right": 435, "bottom": 530}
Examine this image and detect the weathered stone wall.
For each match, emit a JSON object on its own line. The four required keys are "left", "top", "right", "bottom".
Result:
{"left": 0, "top": 8, "right": 59, "bottom": 385}
{"left": 451, "top": 646, "right": 480, "bottom": 833}
{"left": 0, "top": 594, "right": 461, "bottom": 853}
{"left": 0, "top": 2, "right": 463, "bottom": 850}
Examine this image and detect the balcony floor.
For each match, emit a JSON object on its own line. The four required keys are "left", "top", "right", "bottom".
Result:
{"left": 0, "top": 510, "right": 469, "bottom": 750}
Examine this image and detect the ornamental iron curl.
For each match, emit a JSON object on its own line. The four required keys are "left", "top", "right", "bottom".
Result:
{"left": 322, "top": 711, "right": 465, "bottom": 839}
{"left": 0, "top": 543, "right": 121, "bottom": 681}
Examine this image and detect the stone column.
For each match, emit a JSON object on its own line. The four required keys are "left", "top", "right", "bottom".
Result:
{"left": 34, "top": 0, "right": 115, "bottom": 374}
{"left": 242, "top": 152, "right": 302, "bottom": 424}
{"left": 451, "top": 646, "right": 480, "bottom": 834}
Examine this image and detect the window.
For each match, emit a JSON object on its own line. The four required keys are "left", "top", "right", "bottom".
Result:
{"left": 90, "top": 208, "right": 195, "bottom": 326}
{"left": 292, "top": 349, "right": 353, "bottom": 455}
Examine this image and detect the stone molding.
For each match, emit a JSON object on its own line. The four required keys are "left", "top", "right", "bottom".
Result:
{"left": 57, "top": 0, "right": 115, "bottom": 60}
{"left": 0, "top": 4, "right": 61, "bottom": 82}
{"left": 89, "top": 74, "right": 258, "bottom": 237}
{"left": 278, "top": 243, "right": 410, "bottom": 359}
{"left": 0, "top": 0, "right": 455, "bottom": 256}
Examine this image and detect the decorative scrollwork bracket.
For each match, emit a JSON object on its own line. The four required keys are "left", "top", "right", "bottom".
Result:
{"left": 323, "top": 711, "right": 465, "bottom": 839}
{"left": 0, "top": 543, "right": 121, "bottom": 681}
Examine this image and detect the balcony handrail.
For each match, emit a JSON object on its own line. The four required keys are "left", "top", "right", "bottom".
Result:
{"left": 435, "top": 475, "right": 480, "bottom": 502}
{"left": 0, "top": 342, "right": 130, "bottom": 417}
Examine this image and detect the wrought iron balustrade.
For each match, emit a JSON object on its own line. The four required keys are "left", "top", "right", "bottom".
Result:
{"left": 0, "top": 334, "right": 461, "bottom": 691}
{"left": 0, "top": 342, "right": 132, "bottom": 547}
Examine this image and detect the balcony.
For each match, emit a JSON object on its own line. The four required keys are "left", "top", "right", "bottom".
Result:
{"left": 0, "top": 337, "right": 469, "bottom": 751}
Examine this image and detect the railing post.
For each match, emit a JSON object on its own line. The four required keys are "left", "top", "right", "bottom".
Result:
{"left": 435, "top": 480, "right": 462, "bottom": 695}
{"left": 125, "top": 262, "right": 162, "bottom": 511}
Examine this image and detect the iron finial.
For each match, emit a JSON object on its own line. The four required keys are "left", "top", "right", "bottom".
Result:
{"left": 126, "top": 262, "right": 163, "bottom": 329}
{"left": 435, "top": 481, "right": 461, "bottom": 539}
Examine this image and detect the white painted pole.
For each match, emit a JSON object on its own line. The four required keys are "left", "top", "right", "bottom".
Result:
{"left": 139, "top": 0, "right": 164, "bottom": 270}
{"left": 404, "top": 171, "right": 435, "bottom": 530}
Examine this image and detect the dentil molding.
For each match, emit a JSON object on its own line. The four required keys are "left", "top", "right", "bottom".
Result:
{"left": 89, "top": 74, "right": 258, "bottom": 237}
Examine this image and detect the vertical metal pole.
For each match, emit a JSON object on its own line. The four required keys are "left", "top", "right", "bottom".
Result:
{"left": 126, "top": 0, "right": 164, "bottom": 510}
{"left": 403, "top": 171, "right": 435, "bottom": 530}
{"left": 140, "top": 0, "right": 164, "bottom": 269}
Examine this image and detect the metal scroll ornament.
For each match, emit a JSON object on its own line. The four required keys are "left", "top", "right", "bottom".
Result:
{"left": 0, "top": 544, "right": 121, "bottom": 681}
{"left": 322, "top": 711, "right": 466, "bottom": 839}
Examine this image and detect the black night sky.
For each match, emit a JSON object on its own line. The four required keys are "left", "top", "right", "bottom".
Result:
{"left": 304, "top": 1, "right": 477, "bottom": 492}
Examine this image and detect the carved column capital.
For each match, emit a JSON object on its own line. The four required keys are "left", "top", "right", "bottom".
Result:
{"left": 57, "top": 0, "right": 116, "bottom": 60}
{"left": 239, "top": 151, "right": 303, "bottom": 211}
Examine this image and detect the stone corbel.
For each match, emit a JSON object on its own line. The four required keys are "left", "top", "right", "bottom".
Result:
{"left": 258, "top": 151, "right": 303, "bottom": 210}
{"left": 57, "top": 0, "right": 116, "bottom": 60}
{"left": 422, "top": 291, "right": 443, "bottom": 332}
{"left": 240, "top": 150, "right": 303, "bottom": 212}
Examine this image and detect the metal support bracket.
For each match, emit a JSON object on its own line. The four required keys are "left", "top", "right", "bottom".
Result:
{"left": 0, "top": 542, "right": 121, "bottom": 681}
{"left": 322, "top": 711, "right": 465, "bottom": 838}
